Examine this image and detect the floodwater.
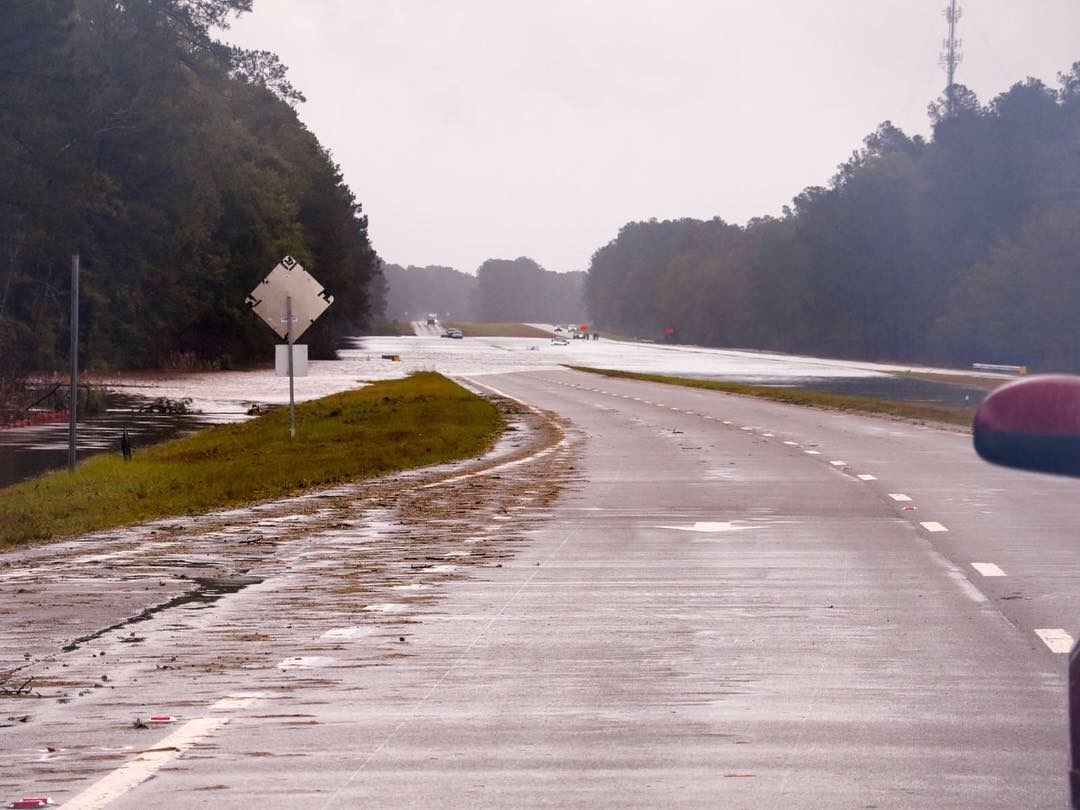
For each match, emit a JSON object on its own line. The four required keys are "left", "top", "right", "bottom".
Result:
{"left": 0, "top": 394, "right": 234, "bottom": 488}
{"left": 0, "top": 332, "right": 999, "bottom": 486}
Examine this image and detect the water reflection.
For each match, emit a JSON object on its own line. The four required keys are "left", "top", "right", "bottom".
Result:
{"left": 0, "top": 335, "right": 999, "bottom": 487}
{"left": 0, "top": 394, "right": 242, "bottom": 488}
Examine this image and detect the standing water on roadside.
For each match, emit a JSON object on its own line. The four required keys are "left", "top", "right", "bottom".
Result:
{"left": 0, "top": 393, "right": 242, "bottom": 488}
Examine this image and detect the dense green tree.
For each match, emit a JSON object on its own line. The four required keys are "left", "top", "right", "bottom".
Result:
{"left": 585, "top": 63, "right": 1080, "bottom": 371}
{"left": 0, "top": 0, "right": 379, "bottom": 377}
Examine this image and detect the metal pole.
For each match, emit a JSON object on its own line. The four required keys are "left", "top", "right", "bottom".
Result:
{"left": 286, "top": 294, "right": 295, "bottom": 438}
{"left": 68, "top": 254, "right": 79, "bottom": 472}
{"left": 1071, "top": 641, "right": 1080, "bottom": 807}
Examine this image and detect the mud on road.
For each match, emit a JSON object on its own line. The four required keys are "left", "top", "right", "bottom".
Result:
{"left": 0, "top": 392, "right": 579, "bottom": 801}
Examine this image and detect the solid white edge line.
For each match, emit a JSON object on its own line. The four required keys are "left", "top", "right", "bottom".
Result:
{"left": 420, "top": 377, "right": 568, "bottom": 490}
{"left": 63, "top": 717, "right": 230, "bottom": 809}
{"left": 971, "top": 562, "right": 1006, "bottom": 577}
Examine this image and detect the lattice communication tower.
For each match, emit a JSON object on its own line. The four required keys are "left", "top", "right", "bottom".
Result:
{"left": 939, "top": 0, "right": 964, "bottom": 116}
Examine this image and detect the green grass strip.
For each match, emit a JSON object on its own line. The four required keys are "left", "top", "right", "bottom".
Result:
{"left": 568, "top": 366, "right": 977, "bottom": 428}
{"left": 0, "top": 373, "right": 501, "bottom": 549}
{"left": 443, "top": 321, "right": 554, "bottom": 338}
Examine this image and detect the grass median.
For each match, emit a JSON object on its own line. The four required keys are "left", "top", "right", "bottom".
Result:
{"left": 568, "top": 366, "right": 979, "bottom": 427}
{"left": 0, "top": 372, "right": 501, "bottom": 549}
{"left": 443, "top": 321, "right": 554, "bottom": 338}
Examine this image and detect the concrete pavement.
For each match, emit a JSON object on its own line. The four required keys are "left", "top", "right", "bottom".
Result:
{"left": 1, "top": 368, "right": 1072, "bottom": 808}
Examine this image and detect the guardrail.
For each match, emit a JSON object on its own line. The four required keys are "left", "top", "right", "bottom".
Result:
{"left": 973, "top": 363, "right": 1028, "bottom": 375}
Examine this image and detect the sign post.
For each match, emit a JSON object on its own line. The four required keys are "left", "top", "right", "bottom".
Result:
{"left": 286, "top": 295, "right": 295, "bottom": 437}
{"left": 246, "top": 256, "right": 333, "bottom": 438}
{"left": 68, "top": 254, "right": 79, "bottom": 472}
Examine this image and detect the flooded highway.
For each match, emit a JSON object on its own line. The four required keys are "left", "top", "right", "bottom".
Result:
{"left": 1, "top": 332, "right": 994, "bottom": 487}
{"left": 4, "top": 337, "right": 1054, "bottom": 808}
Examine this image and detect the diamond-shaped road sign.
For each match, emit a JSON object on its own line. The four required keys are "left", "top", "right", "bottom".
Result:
{"left": 245, "top": 256, "right": 333, "bottom": 341}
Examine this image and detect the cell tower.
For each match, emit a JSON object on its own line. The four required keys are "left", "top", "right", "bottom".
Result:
{"left": 939, "top": 0, "right": 963, "bottom": 116}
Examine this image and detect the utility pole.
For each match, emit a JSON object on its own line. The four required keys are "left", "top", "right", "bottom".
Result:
{"left": 286, "top": 294, "right": 295, "bottom": 438}
{"left": 940, "top": 0, "right": 963, "bottom": 117}
{"left": 68, "top": 254, "right": 79, "bottom": 472}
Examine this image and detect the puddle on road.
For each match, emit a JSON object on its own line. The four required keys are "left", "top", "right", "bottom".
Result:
{"left": 61, "top": 575, "right": 263, "bottom": 652}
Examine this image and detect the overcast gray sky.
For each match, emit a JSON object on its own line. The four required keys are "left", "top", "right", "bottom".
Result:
{"left": 225, "top": 1, "right": 1080, "bottom": 274}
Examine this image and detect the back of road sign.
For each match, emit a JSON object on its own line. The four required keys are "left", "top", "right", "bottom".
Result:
{"left": 275, "top": 344, "right": 308, "bottom": 376}
{"left": 246, "top": 256, "right": 333, "bottom": 341}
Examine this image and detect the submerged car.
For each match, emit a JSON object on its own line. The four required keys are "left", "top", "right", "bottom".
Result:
{"left": 441, "top": 328, "right": 463, "bottom": 339}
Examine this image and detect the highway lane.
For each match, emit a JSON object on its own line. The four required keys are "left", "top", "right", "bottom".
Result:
{"left": 536, "top": 368, "right": 1080, "bottom": 661}
{"left": 96, "top": 367, "right": 1066, "bottom": 807}
{"left": 3, "top": 363, "right": 1073, "bottom": 808}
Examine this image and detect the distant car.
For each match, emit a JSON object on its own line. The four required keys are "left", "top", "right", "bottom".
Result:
{"left": 441, "top": 328, "right": 463, "bottom": 339}
{"left": 551, "top": 337, "right": 569, "bottom": 346}
{"left": 427, "top": 314, "right": 437, "bottom": 325}
{"left": 553, "top": 326, "right": 563, "bottom": 332}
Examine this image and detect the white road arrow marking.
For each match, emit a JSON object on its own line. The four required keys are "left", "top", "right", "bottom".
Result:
{"left": 656, "top": 522, "right": 754, "bottom": 533}
{"left": 1035, "top": 629, "right": 1074, "bottom": 654}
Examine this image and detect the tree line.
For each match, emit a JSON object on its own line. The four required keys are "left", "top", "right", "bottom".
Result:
{"left": 586, "top": 66, "right": 1080, "bottom": 372}
{"left": 0, "top": 0, "right": 380, "bottom": 378}
{"left": 382, "top": 258, "right": 586, "bottom": 325}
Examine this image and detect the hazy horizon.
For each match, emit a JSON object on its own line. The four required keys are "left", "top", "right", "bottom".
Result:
{"left": 227, "top": 2, "right": 1080, "bottom": 274}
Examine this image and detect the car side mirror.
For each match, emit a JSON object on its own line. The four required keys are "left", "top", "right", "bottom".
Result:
{"left": 974, "top": 375, "right": 1080, "bottom": 478}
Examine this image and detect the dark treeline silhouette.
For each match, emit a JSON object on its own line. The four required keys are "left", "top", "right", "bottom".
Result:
{"left": 587, "top": 65, "right": 1080, "bottom": 371}
{"left": 0, "top": 0, "right": 379, "bottom": 375}
{"left": 383, "top": 264, "right": 478, "bottom": 322}
{"left": 383, "top": 258, "right": 587, "bottom": 324}
{"left": 476, "top": 259, "right": 586, "bottom": 323}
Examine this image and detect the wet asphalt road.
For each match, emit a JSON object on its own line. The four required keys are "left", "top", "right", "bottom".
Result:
{"left": 2, "top": 364, "right": 1078, "bottom": 808}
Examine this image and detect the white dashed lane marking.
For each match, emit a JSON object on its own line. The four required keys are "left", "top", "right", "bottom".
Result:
{"left": 63, "top": 717, "right": 230, "bottom": 809}
{"left": 920, "top": 521, "right": 949, "bottom": 533}
{"left": 1035, "top": 629, "right": 1075, "bottom": 653}
{"left": 783, "top": 441, "right": 798, "bottom": 446}
{"left": 857, "top": 474, "right": 877, "bottom": 481}
{"left": 889, "top": 493, "right": 912, "bottom": 502}
{"left": 971, "top": 562, "right": 1006, "bottom": 577}
{"left": 804, "top": 450, "right": 821, "bottom": 455}
{"left": 830, "top": 460, "right": 847, "bottom": 467}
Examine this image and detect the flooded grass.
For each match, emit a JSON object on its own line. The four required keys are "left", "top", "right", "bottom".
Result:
{"left": 0, "top": 373, "right": 501, "bottom": 548}
{"left": 894, "top": 369, "right": 1011, "bottom": 392}
{"left": 443, "top": 321, "right": 554, "bottom": 338}
{"left": 569, "top": 365, "right": 982, "bottom": 427}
